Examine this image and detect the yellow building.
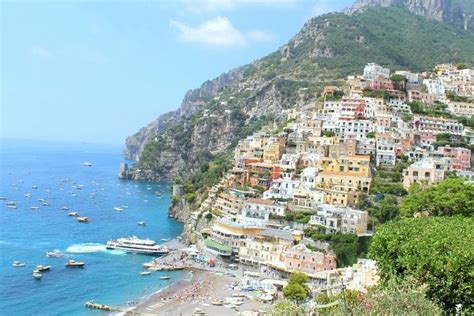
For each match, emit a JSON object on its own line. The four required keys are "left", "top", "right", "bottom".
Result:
{"left": 213, "top": 192, "right": 244, "bottom": 217}
{"left": 316, "top": 155, "right": 372, "bottom": 206}
{"left": 263, "top": 142, "right": 285, "bottom": 163}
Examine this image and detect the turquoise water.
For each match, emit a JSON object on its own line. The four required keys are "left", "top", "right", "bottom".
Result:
{"left": 0, "top": 139, "right": 183, "bottom": 315}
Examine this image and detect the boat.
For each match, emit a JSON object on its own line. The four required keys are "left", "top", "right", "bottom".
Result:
{"left": 0, "top": 196, "right": 7, "bottom": 200}
{"left": 159, "top": 276, "right": 170, "bottom": 280}
{"left": 7, "top": 205, "right": 17, "bottom": 209}
{"left": 46, "top": 250, "right": 64, "bottom": 258}
{"left": 148, "top": 267, "right": 162, "bottom": 271}
{"left": 24, "top": 193, "right": 32, "bottom": 198}
{"left": 212, "top": 299, "right": 224, "bottom": 306}
{"left": 6, "top": 201, "right": 16, "bottom": 206}
{"left": 31, "top": 206, "right": 39, "bottom": 210}
{"left": 38, "top": 198, "right": 45, "bottom": 203}
{"left": 66, "top": 260, "right": 85, "bottom": 267}
{"left": 13, "top": 261, "right": 25, "bottom": 267}
{"left": 33, "top": 271, "right": 42, "bottom": 279}
{"left": 68, "top": 212, "right": 79, "bottom": 217}
{"left": 106, "top": 236, "right": 169, "bottom": 256}
{"left": 77, "top": 217, "right": 89, "bottom": 223}
{"left": 43, "top": 202, "right": 49, "bottom": 206}
{"left": 32, "top": 185, "right": 38, "bottom": 189}
{"left": 137, "top": 221, "right": 146, "bottom": 226}
{"left": 36, "top": 265, "right": 51, "bottom": 272}
{"left": 113, "top": 207, "right": 123, "bottom": 212}
{"left": 140, "top": 271, "right": 151, "bottom": 276}
{"left": 61, "top": 206, "right": 69, "bottom": 210}
{"left": 83, "top": 162, "right": 93, "bottom": 167}
{"left": 121, "top": 205, "right": 128, "bottom": 209}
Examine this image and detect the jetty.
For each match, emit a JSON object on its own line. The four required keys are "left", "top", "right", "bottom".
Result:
{"left": 84, "top": 301, "right": 117, "bottom": 312}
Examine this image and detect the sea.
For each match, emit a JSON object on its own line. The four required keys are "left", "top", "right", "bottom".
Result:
{"left": 0, "top": 139, "right": 184, "bottom": 315}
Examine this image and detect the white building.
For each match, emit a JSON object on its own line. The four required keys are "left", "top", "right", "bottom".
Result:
{"left": 363, "top": 63, "right": 390, "bottom": 81}
{"left": 309, "top": 204, "right": 369, "bottom": 235}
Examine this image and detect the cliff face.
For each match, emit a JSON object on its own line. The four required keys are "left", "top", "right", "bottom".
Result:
{"left": 124, "top": 4, "right": 474, "bottom": 181}
{"left": 348, "top": 0, "right": 474, "bottom": 30}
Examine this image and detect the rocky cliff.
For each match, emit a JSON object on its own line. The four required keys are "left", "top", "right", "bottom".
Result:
{"left": 124, "top": 4, "right": 474, "bottom": 181}
{"left": 348, "top": 0, "right": 474, "bottom": 30}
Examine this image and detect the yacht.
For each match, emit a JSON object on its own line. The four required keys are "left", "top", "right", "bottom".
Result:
{"left": 6, "top": 201, "right": 16, "bottom": 206}
{"left": 7, "top": 205, "right": 17, "bottom": 209}
{"left": 159, "top": 276, "right": 170, "bottom": 280}
{"left": 113, "top": 207, "right": 123, "bottom": 212}
{"left": 140, "top": 271, "right": 151, "bottom": 276}
{"left": 35, "top": 265, "right": 50, "bottom": 272}
{"left": 66, "top": 260, "right": 85, "bottom": 267}
{"left": 83, "top": 162, "right": 93, "bottom": 167}
{"left": 106, "top": 236, "right": 169, "bottom": 256}
{"left": 0, "top": 196, "right": 7, "bottom": 200}
{"left": 24, "top": 193, "right": 32, "bottom": 198}
{"left": 13, "top": 261, "right": 25, "bottom": 267}
{"left": 46, "top": 250, "right": 64, "bottom": 258}
{"left": 61, "top": 206, "right": 69, "bottom": 211}
{"left": 77, "top": 217, "right": 89, "bottom": 223}
{"left": 33, "top": 271, "right": 42, "bottom": 279}
{"left": 31, "top": 206, "right": 39, "bottom": 210}
{"left": 68, "top": 212, "right": 79, "bottom": 217}
{"left": 137, "top": 221, "right": 146, "bottom": 226}
{"left": 32, "top": 185, "right": 38, "bottom": 189}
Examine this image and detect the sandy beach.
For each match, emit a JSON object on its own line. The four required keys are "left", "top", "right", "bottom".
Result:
{"left": 125, "top": 267, "right": 270, "bottom": 316}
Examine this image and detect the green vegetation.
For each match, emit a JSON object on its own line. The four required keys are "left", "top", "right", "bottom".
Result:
{"left": 304, "top": 230, "right": 370, "bottom": 267}
{"left": 400, "top": 177, "right": 474, "bottom": 218}
{"left": 187, "top": 152, "right": 234, "bottom": 194}
{"left": 268, "top": 300, "right": 306, "bottom": 315}
{"left": 370, "top": 162, "right": 409, "bottom": 196}
{"left": 284, "top": 211, "right": 311, "bottom": 224}
{"left": 283, "top": 272, "right": 310, "bottom": 303}
{"left": 433, "top": 132, "right": 473, "bottom": 150}
{"left": 389, "top": 74, "right": 406, "bottom": 82}
{"left": 355, "top": 277, "right": 443, "bottom": 315}
{"left": 314, "top": 290, "right": 360, "bottom": 316}
{"left": 321, "top": 130, "right": 336, "bottom": 137}
{"left": 369, "top": 216, "right": 474, "bottom": 313}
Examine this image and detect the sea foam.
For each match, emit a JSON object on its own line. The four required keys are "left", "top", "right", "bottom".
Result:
{"left": 66, "top": 243, "right": 125, "bottom": 255}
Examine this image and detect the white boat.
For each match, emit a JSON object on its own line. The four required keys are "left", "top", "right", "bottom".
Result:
{"left": 77, "top": 217, "right": 89, "bottom": 223}
{"left": 32, "top": 185, "right": 38, "bottom": 189}
{"left": 121, "top": 205, "right": 129, "bottom": 209}
{"left": 68, "top": 212, "right": 79, "bottom": 217}
{"left": 13, "top": 261, "right": 25, "bottom": 267}
{"left": 38, "top": 198, "right": 45, "bottom": 203}
{"left": 159, "top": 276, "right": 170, "bottom": 280}
{"left": 24, "top": 193, "right": 32, "bottom": 198}
{"left": 137, "top": 221, "right": 146, "bottom": 226}
{"left": 33, "top": 271, "right": 42, "bottom": 279}
{"left": 140, "top": 271, "right": 151, "bottom": 276}
{"left": 0, "top": 196, "right": 7, "bottom": 200}
{"left": 106, "top": 236, "right": 169, "bottom": 256}
{"left": 66, "top": 260, "right": 85, "bottom": 267}
{"left": 43, "top": 202, "right": 49, "bottom": 206}
{"left": 6, "top": 201, "right": 16, "bottom": 206}
{"left": 113, "top": 207, "right": 123, "bottom": 212}
{"left": 31, "top": 206, "right": 39, "bottom": 210}
{"left": 61, "top": 206, "right": 69, "bottom": 210}
{"left": 36, "top": 265, "right": 51, "bottom": 272}
{"left": 46, "top": 250, "right": 64, "bottom": 258}
{"left": 83, "top": 162, "right": 93, "bottom": 167}
{"left": 7, "top": 205, "right": 17, "bottom": 209}
{"left": 148, "top": 267, "right": 163, "bottom": 271}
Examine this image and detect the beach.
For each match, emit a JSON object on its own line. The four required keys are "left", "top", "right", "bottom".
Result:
{"left": 126, "top": 268, "right": 270, "bottom": 316}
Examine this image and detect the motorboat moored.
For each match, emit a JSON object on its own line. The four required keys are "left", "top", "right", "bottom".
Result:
{"left": 140, "top": 271, "right": 151, "bottom": 276}
{"left": 36, "top": 265, "right": 51, "bottom": 272}
{"left": 68, "top": 212, "right": 79, "bottom": 217}
{"left": 137, "top": 221, "right": 146, "bottom": 226}
{"left": 159, "top": 276, "right": 170, "bottom": 280}
{"left": 33, "top": 271, "right": 42, "bottom": 279}
{"left": 13, "top": 261, "right": 25, "bottom": 267}
{"left": 77, "top": 217, "right": 89, "bottom": 223}
{"left": 46, "top": 250, "right": 64, "bottom": 258}
{"left": 66, "top": 260, "right": 85, "bottom": 268}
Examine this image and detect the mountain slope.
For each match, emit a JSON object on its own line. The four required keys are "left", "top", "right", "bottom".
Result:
{"left": 348, "top": 0, "right": 474, "bottom": 31}
{"left": 125, "top": 5, "right": 474, "bottom": 180}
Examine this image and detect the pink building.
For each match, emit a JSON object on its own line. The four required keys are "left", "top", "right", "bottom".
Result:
{"left": 437, "top": 146, "right": 471, "bottom": 170}
{"left": 341, "top": 97, "right": 366, "bottom": 119}
{"left": 367, "top": 76, "right": 394, "bottom": 91}
{"left": 403, "top": 158, "right": 446, "bottom": 189}
{"left": 282, "top": 244, "right": 336, "bottom": 274}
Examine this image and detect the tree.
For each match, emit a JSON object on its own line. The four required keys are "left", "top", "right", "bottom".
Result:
{"left": 368, "top": 217, "right": 474, "bottom": 313}
{"left": 270, "top": 299, "right": 306, "bottom": 315}
{"left": 314, "top": 290, "right": 360, "bottom": 315}
{"left": 400, "top": 178, "right": 474, "bottom": 218}
{"left": 283, "top": 272, "right": 310, "bottom": 303}
{"left": 366, "top": 131, "right": 375, "bottom": 138}
{"left": 322, "top": 130, "right": 336, "bottom": 137}
{"left": 355, "top": 277, "right": 443, "bottom": 315}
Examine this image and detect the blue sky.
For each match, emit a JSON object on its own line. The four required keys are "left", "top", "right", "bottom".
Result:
{"left": 1, "top": 0, "right": 354, "bottom": 145}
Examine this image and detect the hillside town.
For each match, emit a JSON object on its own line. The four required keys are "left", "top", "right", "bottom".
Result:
{"left": 164, "top": 62, "right": 473, "bottom": 311}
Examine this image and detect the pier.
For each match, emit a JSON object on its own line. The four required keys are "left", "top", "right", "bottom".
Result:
{"left": 84, "top": 301, "right": 117, "bottom": 311}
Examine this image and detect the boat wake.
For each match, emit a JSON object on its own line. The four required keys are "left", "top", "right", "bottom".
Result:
{"left": 66, "top": 243, "right": 125, "bottom": 255}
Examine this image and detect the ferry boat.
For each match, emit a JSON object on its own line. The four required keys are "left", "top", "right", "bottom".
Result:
{"left": 106, "top": 236, "right": 169, "bottom": 256}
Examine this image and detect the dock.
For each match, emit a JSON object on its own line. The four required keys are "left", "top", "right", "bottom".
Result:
{"left": 84, "top": 301, "right": 117, "bottom": 311}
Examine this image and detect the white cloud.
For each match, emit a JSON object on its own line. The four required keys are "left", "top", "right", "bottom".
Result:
{"left": 31, "top": 45, "right": 55, "bottom": 59}
{"left": 247, "top": 30, "right": 273, "bottom": 42}
{"left": 169, "top": 17, "right": 246, "bottom": 47}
